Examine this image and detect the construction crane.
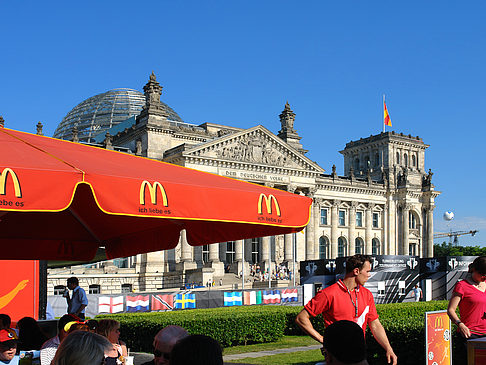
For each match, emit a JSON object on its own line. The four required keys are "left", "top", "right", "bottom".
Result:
{"left": 433, "top": 230, "right": 479, "bottom": 246}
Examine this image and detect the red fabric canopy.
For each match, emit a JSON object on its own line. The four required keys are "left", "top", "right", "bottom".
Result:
{"left": 0, "top": 127, "right": 312, "bottom": 261}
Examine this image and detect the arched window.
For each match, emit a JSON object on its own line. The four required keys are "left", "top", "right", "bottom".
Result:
{"left": 338, "top": 237, "right": 347, "bottom": 257}
{"left": 374, "top": 153, "right": 380, "bottom": 167}
{"left": 396, "top": 152, "right": 400, "bottom": 164}
{"left": 365, "top": 156, "right": 370, "bottom": 168}
{"left": 409, "top": 211, "right": 418, "bottom": 229}
{"left": 354, "top": 158, "right": 360, "bottom": 171}
{"left": 319, "top": 236, "right": 329, "bottom": 259}
{"left": 372, "top": 238, "right": 380, "bottom": 255}
{"left": 412, "top": 154, "right": 416, "bottom": 167}
{"left": 355, "top": 237, "right": 364, "bottom": 254}
{"left": 404, "top": 153, "right": 408, "bottom": 167}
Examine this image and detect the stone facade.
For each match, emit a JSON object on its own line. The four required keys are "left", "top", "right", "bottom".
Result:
{"left": 47, "top": 73, "right": 440, "bottom": 294}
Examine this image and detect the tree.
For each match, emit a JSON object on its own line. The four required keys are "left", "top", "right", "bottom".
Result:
{"left": 434, "top": 242, "right": 486, "bottom": 257}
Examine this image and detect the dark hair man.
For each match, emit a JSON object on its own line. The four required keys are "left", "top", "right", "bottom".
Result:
{"left": 323, "top": 320, "right": 368, "bottom": 364}
{"left": 40, "top": 314, "right": 76, "bottom": 365}
{"left": 296, "top": 254, "right": 397, "bottom": 365}
{"left": 64, "top": 277, "right": 88, "bottom": 319}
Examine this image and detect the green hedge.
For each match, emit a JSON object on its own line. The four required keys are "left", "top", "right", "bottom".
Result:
{"left": 97, "top": 301, "right": 462, "bottom": 365}
{"left": 97, "top": 306, "right": 287, "bottom": 351}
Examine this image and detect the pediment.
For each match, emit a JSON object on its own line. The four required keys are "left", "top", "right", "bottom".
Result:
{"left": 184, "top": 125, "right": 323, "bottom": 172}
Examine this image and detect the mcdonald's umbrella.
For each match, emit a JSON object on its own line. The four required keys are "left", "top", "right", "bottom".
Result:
{"left": 0, "top": 127, "right": 312, "bottom": 262}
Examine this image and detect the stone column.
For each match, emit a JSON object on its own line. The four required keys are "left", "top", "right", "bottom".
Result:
{"left": 383, "top": 204, "right": 388, "bottom": 255}
{"left": 427, "top": 206, "right": 435, "bottom": 258}
{"left": 349, "top": 202, "right": 357, "bottom": 255}
{"left": 402, "top": 204, "right": 410, "bottom": 255}
{"left": 305, "top": 201, "right": 316, "bottom": 260}
{"left": 387, "top": 194, "right": 395, "bottom": 255}
{"left": 313, "top": 199, "right": 322, "bottom": 259}
{"left": 180, "top": 229, "right": 192, "bottom": 262}
{"left": 209, "top": 242, "right": 219, "bottom": 262}
{"left": 331, "top": 200, "right": 340, "bottom": 258}
{"left": 262, "top": 236, "right": 271, "bottom": 271}
{"left": 284, "top": 234, "right": 293, "bottom": 262}
{"left": 365, "top": 203, "right": 373, "bottom": 255}
{"left": 177, "top": 229, "right": 196, "bottom": 271}
{"left": 234, "top": 239, "right": 248, "bottom": 277}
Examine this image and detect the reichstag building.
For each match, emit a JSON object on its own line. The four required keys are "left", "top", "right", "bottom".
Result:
{"left": 48, "top": 73, "right": 440, "bottom": 294}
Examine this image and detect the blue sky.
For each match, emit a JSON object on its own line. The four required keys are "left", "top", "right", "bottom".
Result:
{"left": 1, "top": 1, "right": 485, "bottom": 246}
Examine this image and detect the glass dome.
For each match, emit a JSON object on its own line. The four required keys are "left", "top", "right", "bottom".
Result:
{"left": 53, "top": 88, "right": 184, "bottom": 143}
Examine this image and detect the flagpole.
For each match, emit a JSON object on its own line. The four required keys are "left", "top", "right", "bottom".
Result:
{"left": 383, "top": 94, "right": 385, "bottom": 133}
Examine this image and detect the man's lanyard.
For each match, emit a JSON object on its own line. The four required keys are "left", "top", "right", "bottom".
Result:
{"left": 339, "top": 279, "right": 360, "bottom": 318}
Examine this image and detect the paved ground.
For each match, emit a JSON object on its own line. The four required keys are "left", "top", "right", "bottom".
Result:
{"left": 133, "top": 344, "right": 323, "bottom": 364}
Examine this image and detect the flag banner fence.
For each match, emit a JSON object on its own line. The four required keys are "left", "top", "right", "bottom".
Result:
{"left": 48, "top": 286, "right": 302, "bottom": 317}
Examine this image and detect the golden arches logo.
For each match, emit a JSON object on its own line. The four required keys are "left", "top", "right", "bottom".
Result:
{"left": 140, "top": 181, "right": 168, "bottom": 206}
{"left": 434, "top": 315, "right": 444, "bottom": 329}
{"left": 0, "top": 168, "right": 22, "bottom": 198}
{"left": 258, "top": 194, "right": 281, "bottom": 216}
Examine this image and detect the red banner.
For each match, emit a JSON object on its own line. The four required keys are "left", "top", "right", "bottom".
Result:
{"left": 0, "top": 260, "right": 39, "bottom": 322}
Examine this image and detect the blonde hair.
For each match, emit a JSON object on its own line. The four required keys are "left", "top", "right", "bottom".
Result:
{"left": 51, "top": 331, "right": 112, "bottom": 365}
{"left": 96, "top": 319, "right": 120, "bottom": 339}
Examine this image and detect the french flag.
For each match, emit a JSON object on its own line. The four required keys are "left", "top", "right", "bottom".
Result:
{"left": 126, "top": 295, "right": 150, "bottom": 312}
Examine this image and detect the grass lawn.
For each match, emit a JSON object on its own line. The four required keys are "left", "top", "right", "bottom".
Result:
{"left": 223, "top": 336, "right": 318, "bottom": 355}
{"left": 225, "top": 349, "right": 324, "bottom": 365}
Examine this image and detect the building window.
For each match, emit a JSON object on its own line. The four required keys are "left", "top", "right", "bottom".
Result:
{"left": 339, "top": 210, "right": 346, "bottom": 226}
{"left": 355, "top": 237, "right": 363, "bottom": 254}
{"left": 251, "top": 237, "right": 261, "bottom": 264}
{"left": 113, "top": 257, "right": 128, "bottom": 268}
{"left": 365, "top": 156, "right": 370, "bottom": 169}
{"left": 404, "top": 153, "right": 408, "bottom": 167}
{"left": 121, "top": 284, "right": 132, "bottom": 293}
{"left": 373, "top": 213, "right": 379, "bottom": 228}
{"left": 372, "top": 238, "right": 380, "bottom": 255}
{"left": 409, "top": 244, "right": 417, "bottom": 256}
{"left": 226, "top": 241, "right": 235, "bottom": 264}
{"left": 409, "top": 212, "right": 417, "bottom": 229}
{"left": 356, "top": 211, "right": 363, "bottom": 227}
{"left": 89, "top": 284, "right": 100, "bottom": 294}
{"left": 202, "top": 245, "right": 210, "bottom": 263}
{"left": 54, "top": 285, "right": 66, "bottom": 296}
{"left": 320, "top": 208, "right": 328, "bottom": 225}
{"left": 412, "top": 154, "right": 416, "bottom": 167}
{"left": 396, "top": 152, "right": 400, "bottom": 164}
{"left": 354, "top": 158, "right": 360, "bottom": 171}
{"left": 338, "top": 237, "right": 347, "bottom": 257}
{"left": 319, "top": 236, "right": 329, "bottom": 259}
{"left": 374, "top": 153, "right": 380, "bottom": 167}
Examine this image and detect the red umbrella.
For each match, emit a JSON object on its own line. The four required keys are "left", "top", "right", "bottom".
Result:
{"left": 0, "top": 127, "right": 312, "bottom": 261}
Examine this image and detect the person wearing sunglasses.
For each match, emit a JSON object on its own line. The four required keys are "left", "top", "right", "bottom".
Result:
{"left": 141, "top": 325, "right": 189, "bottom": 365}
{"left": 448, "top": 255, "right": 486, "bottom": 361}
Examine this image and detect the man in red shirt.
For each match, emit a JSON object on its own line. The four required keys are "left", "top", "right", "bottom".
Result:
{"left": 296, "top": 254, "right": 397, "bottom": 365}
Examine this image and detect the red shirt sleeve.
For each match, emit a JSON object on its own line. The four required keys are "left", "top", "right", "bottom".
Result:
{"left": 454, "top": 280, "right": 465, "bottom": 297}
{"left": 304, "top": 289, "right": 330, "bottom": 317}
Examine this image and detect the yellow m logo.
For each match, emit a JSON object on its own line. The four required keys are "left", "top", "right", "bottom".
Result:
{"left": 140, "top": 181, "right": 168, "bottom": 206}
{"left": 258, "top": 194, "right": 281, "bottom": 216}
{"left": 434, "top": 316, "right": 444, "bottom": 329}
{"left": 0, "top": 168, "right": 22, "bottom": 198}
